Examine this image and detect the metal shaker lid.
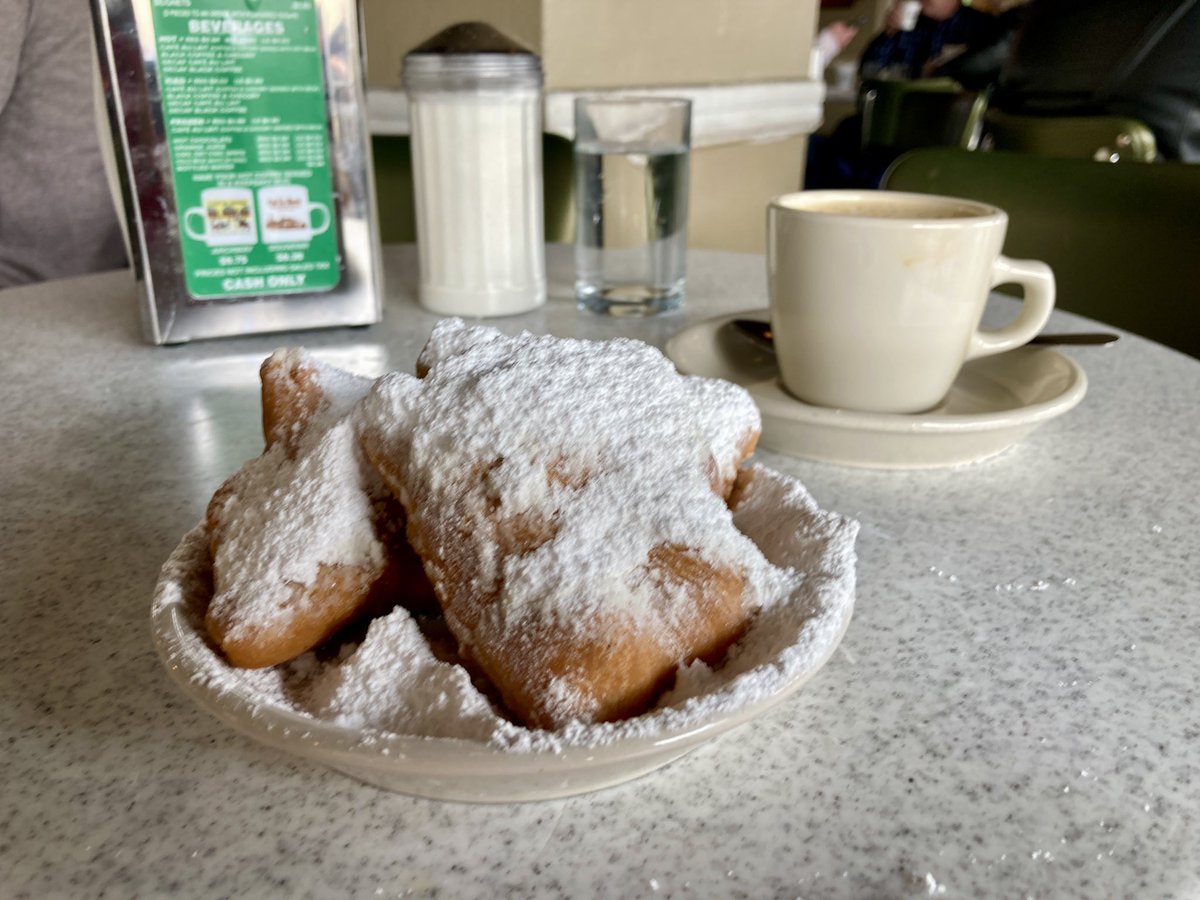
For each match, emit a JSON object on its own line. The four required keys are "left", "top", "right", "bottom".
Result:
{"left": 402, "top": 22, "right": 543, "bottom": 92}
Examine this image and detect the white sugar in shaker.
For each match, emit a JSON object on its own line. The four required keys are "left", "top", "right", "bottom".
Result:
{"left": 403, "top": 23, "right": 546, "bottom": 317}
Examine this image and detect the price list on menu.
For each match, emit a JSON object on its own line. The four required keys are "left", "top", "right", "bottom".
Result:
{"left": 150, "top": 0, "right": 341, "bottom": 300}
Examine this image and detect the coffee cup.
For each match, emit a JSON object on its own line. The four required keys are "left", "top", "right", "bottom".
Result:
{"left": 897, "top": 0, "right": 922, "bottom": 31}
{"left": 257, "top": 184, "right": 331, "bottom": 244}
{"left": 766, "top": 190, "right": 1055, "bottom": 414}
{"left": 183, "top": 187, "right": 257, "bottom": 246}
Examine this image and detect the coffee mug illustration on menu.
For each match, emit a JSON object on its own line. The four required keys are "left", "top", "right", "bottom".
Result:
{"left": 257, "top": 185, "right": 331, "bottom": 244}
{"left": 183, "top": 187, "right": 257, "bottom": 246}
{"left": 767, "top": 190, "right": 1055, "bottom": 414}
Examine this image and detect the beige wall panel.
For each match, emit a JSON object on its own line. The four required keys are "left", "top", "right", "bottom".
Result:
{"left": 362, "top": 0, "right": 819, "bottom": 90}
{"left": 541, "top": 0, "right": 816, "bottom": 89}
{"left": 362, "top": 1, "right": 544, "bottom": 89}
{"left": 689, "top": 136, "right": 807, "bottom": 253}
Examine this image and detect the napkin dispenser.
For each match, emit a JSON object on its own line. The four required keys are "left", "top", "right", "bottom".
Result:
{"left": 90, "top": 0, "right": 382, "bottom": 344}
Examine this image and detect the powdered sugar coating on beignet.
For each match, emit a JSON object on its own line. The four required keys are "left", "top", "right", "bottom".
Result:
{"left": 206, "top": 415, "right": 388, "bottom": 668}
{"left": 260, "top": 348, "right": 375, "bottom": 456}
{"left": 207, "top": 349, "right": 435, "bottom": 669}
{"left": 359, "top": 320, "right": 792, "bottom": 729}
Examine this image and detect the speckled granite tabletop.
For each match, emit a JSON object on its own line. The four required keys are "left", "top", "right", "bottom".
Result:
{"left": 2, "top": 245, "right": 1198, "bottom": 899}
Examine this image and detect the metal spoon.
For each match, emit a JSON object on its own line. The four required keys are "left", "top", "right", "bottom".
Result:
{"left": 730, "top": 319, "right": 1120, "bottom": 354}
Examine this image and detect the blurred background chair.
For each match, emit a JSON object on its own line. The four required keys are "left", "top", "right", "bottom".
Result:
{"left": 371, "top": 133, "right": 576, "bottom": 245}
{"left": 883, "top": 147, "right": 1200, "bottom": 358}
{"left": 804, "top": 76, "right": 989, "bottom": 191}
{"left": 371, "top": 135, "right": 418, "bottom": 244}
{"left": 983, "top": 109, "right": 1158, "bottom": 162}
{"left": 860, "top": 77, "right": 989, "bottom": 153}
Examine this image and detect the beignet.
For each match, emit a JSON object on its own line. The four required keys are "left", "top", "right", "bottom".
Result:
{"left": 359, "top": 320, "right": 785, "bottom": 728}
{"left": 260, "top": 348, "right": 375, "bottom": 456}
{"left": 206, "top": 350, "right": 433, "bottom": 669}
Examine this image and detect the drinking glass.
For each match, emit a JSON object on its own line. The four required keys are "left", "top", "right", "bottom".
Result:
{"left": 573, "top": 97, "right": 692, "bottom": 316}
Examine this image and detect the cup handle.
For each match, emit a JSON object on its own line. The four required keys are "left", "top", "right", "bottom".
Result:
{"left": 183, "top": 208, "right": 206, "bottom": 241}
{"left": 308, "top": 203, "right": 330, "bottom": 236}
{"left": 967, "top": 255, "right": 1056, "bottom": 360}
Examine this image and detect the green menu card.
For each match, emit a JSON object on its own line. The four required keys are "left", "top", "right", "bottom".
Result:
{"left": 150, "top": 0, "right": 341, "bottom": 300}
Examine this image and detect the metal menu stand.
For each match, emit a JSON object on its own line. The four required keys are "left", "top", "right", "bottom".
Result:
{"left": 91, "top": 0, "right": 382, "bottom": 344}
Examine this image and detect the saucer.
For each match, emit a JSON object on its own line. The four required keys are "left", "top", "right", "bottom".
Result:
{"left": 665, "top": 311, "right": 1088, "bottom": 469}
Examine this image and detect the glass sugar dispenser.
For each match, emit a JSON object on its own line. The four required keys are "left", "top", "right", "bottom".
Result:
{"left": 403, "top": 23, "right": 547, "bottom": 317}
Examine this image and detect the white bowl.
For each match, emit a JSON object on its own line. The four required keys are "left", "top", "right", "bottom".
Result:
{"left": 151, "top": 465, "right": 857, "bottom": 803}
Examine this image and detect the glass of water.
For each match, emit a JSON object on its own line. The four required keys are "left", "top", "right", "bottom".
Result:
{"left": 573, "top": 97, "right": 692, "bottom": 316}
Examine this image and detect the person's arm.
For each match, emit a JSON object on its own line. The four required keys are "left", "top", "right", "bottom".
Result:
{"left": 0, "top": 0, "right": 32, "bottom": 111}
{"left": 859, "top": 30, "right": 899, "bottom": 76}
{"left": 924, "top": 7, "right": 1015, "bottom": 87}
{"left": 932, "top": 33, "right": 1012, "bottom": 88}
{"left": 815, "top": 21, "right": 860, "bottom": 72}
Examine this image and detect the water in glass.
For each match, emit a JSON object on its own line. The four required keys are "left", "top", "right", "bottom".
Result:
{"left": 573, "top": 139, "right": 689, "bottom": 316}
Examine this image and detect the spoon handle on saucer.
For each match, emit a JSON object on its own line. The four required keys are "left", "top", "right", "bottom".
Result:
{"left": 730, "top": 319, "right": 1120, "bottom": 351}
{"left": 1029, "top": 332, "right": 1121, "bottom": 346}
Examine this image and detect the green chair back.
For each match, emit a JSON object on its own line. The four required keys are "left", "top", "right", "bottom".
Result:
{"left": 371, "top": 133, "right": 576, "bottom": 245}
{"left": 371, "top": 135, "right": 417, "bottom": 244}
{"left": 984, "top": 109, "right": 1158, "bottom": 162}
{"left": 860, "top": 78, "right": 988, "bottom": 153}
{"left": 883, "top": 147, "right": 1200, "bottom": 358}
{"left": 541, "top": 132, "right": 576, "bottom": 243}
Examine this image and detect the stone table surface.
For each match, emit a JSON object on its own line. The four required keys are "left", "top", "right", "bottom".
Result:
{"left": 2, "top": 244, "right": 1198, "bottom": 899}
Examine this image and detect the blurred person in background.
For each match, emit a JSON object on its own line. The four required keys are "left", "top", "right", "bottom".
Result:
{"left": 806, "top": 0, "right": 1016, "bottom": 189}
{"left": 814, "top": 20, "right": 861, "bottom": 74}
{"left": 860, "top": 0, "right": 1015, "bottom": 90}
{"left": 0, "top": 0, "right": 126, "bottom": 289}
{"left": 994, "top": 0, "right": 1200, "bottom": 161}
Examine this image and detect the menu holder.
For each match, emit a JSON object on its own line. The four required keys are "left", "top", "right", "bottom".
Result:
{"left": 90, "top": 0, "right": 382, "bottom": 344}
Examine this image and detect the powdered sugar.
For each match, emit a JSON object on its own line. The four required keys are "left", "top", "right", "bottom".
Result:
{"left": 150, "top": 326, "right": 858, "bottom": 773}
{"left": 260, "top": 348, "right": 375, "bottom": 453}
{"left": 358, "top": 321, "right": 789, "bottom": 726}
{"left": 207, "top": 415, "right": 385, "bottom": 646}
{"left": 305, "top": 607, "right": 516, "bottom": 742}
{"left": 153, "top": 463, "right": 857, "bottom": 755}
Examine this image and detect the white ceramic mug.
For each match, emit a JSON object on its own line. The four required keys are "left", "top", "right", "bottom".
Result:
{"left": 257, "top": 184, "right": 331, "bottom": 244}
{"left": 767, "top": 190, "right": 1056, "bottom": 414}
{"left": 183, "top": 187, "right": 257, "bottom": 246}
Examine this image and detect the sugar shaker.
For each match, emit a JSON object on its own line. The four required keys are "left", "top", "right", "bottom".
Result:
{"left": 403, "top": 23, "right": 546, "bottom": 317}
